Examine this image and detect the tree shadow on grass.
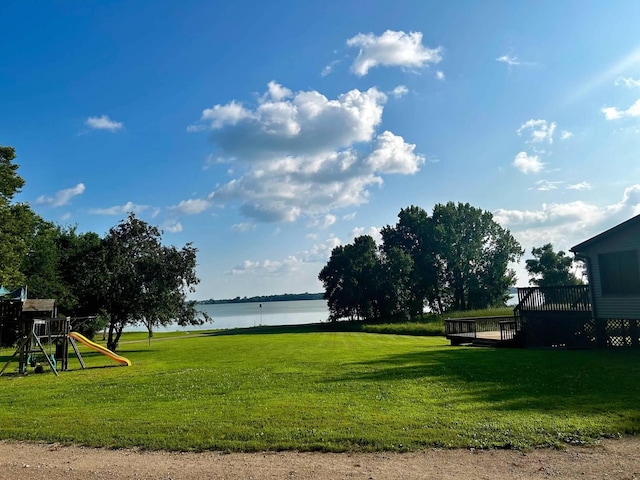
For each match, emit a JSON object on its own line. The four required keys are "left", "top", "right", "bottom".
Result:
{"left": 329, "top": 346, "right": 640, "bottom": 417}
{"left": 200, "top": 322, "right": 354, "bottom": 337}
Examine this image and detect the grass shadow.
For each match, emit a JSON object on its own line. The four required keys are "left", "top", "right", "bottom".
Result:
{"left": 330, "top": 346, "right": 640, "bottom": 417}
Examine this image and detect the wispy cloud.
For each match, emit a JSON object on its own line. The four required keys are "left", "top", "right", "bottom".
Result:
{"left": 85, "top": 115, "right": 123, "bottom": 132}
{"left": 346, "top": 30, "right": 442, "bottom": 76}
{"left": 390, "top": 85, "right": 409, "bottom": 98}
{"left": 560, "top": 130, "right": 573, "bottom": 140}
{"left": 517, "top": 119, "right": 557, "bottom": 144}
{"left": 435, "top": 70, "right": 445, "bottom": 81}
{"left": 89, "top": 201, "right": 149, "bottom": 215}
{"left": 321, "top": 60, "right": 340, "bottom": 77}
{"left": 496, "top": 54, "right": 520, "bottom": 67}
{"left": 615, "top": 77, "right": 640, "bottom": 88}
{"left": 36, "top": 183, "right": 85, "bottom": 207}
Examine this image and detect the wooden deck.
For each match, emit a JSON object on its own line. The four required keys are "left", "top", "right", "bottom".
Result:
{"left": 445, "top": 316, "right": 518, "bottom": 347}
{"left": 445, "top": 286, "right": 594, "bottom": 348}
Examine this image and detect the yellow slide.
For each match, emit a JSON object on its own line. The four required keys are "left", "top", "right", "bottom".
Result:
{"left": 68, "top": 332, "right": 132, "bottom": 367}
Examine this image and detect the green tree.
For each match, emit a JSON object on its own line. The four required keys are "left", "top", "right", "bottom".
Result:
{"left": 0, "top": 145, "right": 36, "bottom": 287}
{"left": 431, "top": 202, "right": 523, "bottom": 311}
{"left": 90, "top": 214, "right": 207, "bottom": 351}
{"left": 319, "top": 235, "right": 380, "bottom": 322}
{"left": 381, "top": 206, "right": 439, "bottom": 315}
{"left": 525, "top": 243, "right": 583, "bottom": 287}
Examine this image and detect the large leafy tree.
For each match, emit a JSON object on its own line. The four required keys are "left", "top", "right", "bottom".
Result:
{"left": 525, "top": 243, "right": 583, "bottom": 287}
{"left": 319, "top": 235, "right": 380, "bottom": 321}
{"left": 431, "top": 202, "right": 523, "bottom": 311}
{"left": 0, "top": 145, "right": 37, "bottom": 287}
{"left": 91, "top": 214, "right": 207, "bottom": 351}
{"left": 381, "top": 206, "right": 439, "bottom": 315}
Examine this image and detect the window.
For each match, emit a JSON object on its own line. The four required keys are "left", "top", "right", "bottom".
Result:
{"left": 598, "top": 250, "right": 640, "bottom": 295}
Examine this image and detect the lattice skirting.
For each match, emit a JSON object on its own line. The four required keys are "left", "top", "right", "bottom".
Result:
{"left": 520, "top": 315, "right": 640, "bottom": 348}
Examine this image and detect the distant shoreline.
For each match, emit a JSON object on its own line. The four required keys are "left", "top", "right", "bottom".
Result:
{"left": 196, "top": 292, "right": 324, "bottom": 305}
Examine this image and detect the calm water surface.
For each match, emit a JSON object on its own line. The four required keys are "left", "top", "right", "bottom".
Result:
{"left": 154, "top": 299, "right": 329, "bottom": 332}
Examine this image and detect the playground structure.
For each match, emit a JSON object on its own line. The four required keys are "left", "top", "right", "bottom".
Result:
{"left": 0, "top": 287, "right": 131, "bottom": 376}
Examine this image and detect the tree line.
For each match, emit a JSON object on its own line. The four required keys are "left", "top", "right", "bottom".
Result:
{"left": 318, "top": 203, "right": 583, "bottom": 323}
{"left": 0, "top": 145, "right": 206, "bottom": 351}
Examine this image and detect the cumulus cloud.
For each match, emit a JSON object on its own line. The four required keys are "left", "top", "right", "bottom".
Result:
{"left": 171, "top": 198, "right": 211, "bottom": 215}
{"left": 601, "top": 99, "right": 640, "bottom": 120}
{"left": 346, "top": 30, "right": 442, "bottom": 76}
{"left": 513, "top": 151, "right": 544, "bottom": 174}
{"left": 191, "top": 83, "right": 425, "bottom": 223}
{"left": 85, "top": 115, "right": 123, "bottom": 132}
{"left": 89, "top": 201, "right": 149, "bottom": 215}
{"left": 36, "top": 183, "right": 85, "bottom": 207}
{"left": 493, "top": 184, "right": 640, "bottom": 257}
{"left": 517, "top": 119, "right": 557, "bottom": 144}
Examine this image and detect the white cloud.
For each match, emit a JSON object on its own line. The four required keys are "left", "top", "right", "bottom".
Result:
{"left": 346, "top": 30, "right": 442, "bottom": 76}
{"left": 231, "top": 222, "right": 255, "bottom": 232}
{"left": 228, "top": 256, "right": 303, "bottom": 276}
{"left": 189, "top": 100, "right": 254, "bottom": 130}
{"left": 191, "top": 83, "right": 424, "bottom": 223}
{"left": 321, "top": 60, "right": 340, "bottom": 77}
{"left": 171, "top": 198, "right": 211, "bottom": 215}
{"left": 307, "top": 214, "right": 337, "bottom": 229}
{"left": 36, "top": 183, "right": 85, "bottom": 207}
{"left": 263, "top": 80, "right": 293, "bottom": 102}
{"left": 615, "top": 77, "right": 640, "bottom": 88}
{"left": 560, "top": 130, "right": 573, "bottom": 140}
{"left": 513, "top": 151, "right": 544, "bottom": 174}
{"left": 435, "top": 70, "right": 445, "bottom": 81}
{"left": 349, "top": 226, "right": 382, "bottom": 244}
{"left": 89, "top": 201, "right": 149, "bottom": 215}
{"left": 534, "top": 180, "right": 562, "bottom": 191}
{"left": 390, "top": 85, "right": 409, "bottom": 98}
{"left": 494, "top": 185, "right": 640, "bottom": 260}
{"left": 601, "top": 98, "right": 640, "bottom": 120}
{"left": 567, "top": 181, "right": 592, "bottom": 191}
{"left": 517, "top": 119, "right": 557, "bottom": 144}
{"left": 163, "top": 220, "right": 183, "bottom": 233}
{"left": 85, "top": 115, "right": 123, "bottom": 132}
{"left": 365, "top": 131, "right": 424, "bottom": 174}
{"left": 496, "top": 54, "right": 520, "bottom": 67}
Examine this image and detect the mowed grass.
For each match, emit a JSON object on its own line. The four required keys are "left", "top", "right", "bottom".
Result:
{"left": 1, "top": 327, "right": 639, "bottom": 452}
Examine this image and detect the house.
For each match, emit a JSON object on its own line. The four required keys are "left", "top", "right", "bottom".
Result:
{"left": 570, "top": 213, "right": 640, "bottom": 321}
{"left": 445, "top": 214, "right": 640, "bottom": 349}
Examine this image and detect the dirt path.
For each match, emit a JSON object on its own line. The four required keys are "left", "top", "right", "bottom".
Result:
{"left": 1, "top": 438, "right": 639, "bottom": 480}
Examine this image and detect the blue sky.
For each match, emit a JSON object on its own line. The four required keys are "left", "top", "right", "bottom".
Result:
{"left": 3, "top": 1, "right": 640, "bottom": 299}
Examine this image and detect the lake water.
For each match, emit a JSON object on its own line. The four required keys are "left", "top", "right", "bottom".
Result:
{"left": 149, "top": 294, "right": 518, "bottom": 332}
{"left": 153, "top": 299, "right": 330, "bottom": 332}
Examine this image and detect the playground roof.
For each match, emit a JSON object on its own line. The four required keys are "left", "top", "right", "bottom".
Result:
{"left": 23, "top": 299, "right": 55, "bottom": 313}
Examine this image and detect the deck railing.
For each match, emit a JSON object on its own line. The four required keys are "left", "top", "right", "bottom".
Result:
{"left": 445, "top": 315, "right": 517, "bottom": 342}
{"left": 516, "top": 285, "right": 591, "bottom": 312}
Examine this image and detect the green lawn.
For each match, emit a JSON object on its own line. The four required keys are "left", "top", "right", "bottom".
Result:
{"left": 1, "top": 327, "right": 638, "bottom": 451}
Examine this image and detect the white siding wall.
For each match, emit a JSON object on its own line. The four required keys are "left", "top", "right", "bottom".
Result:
{"left": 583, "top": 224, "right": 640, "bottom": 319}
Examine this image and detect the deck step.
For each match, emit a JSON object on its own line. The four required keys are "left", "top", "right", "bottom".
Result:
{"left": 470, "top": 338, "right": 502, "bottom": 347}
